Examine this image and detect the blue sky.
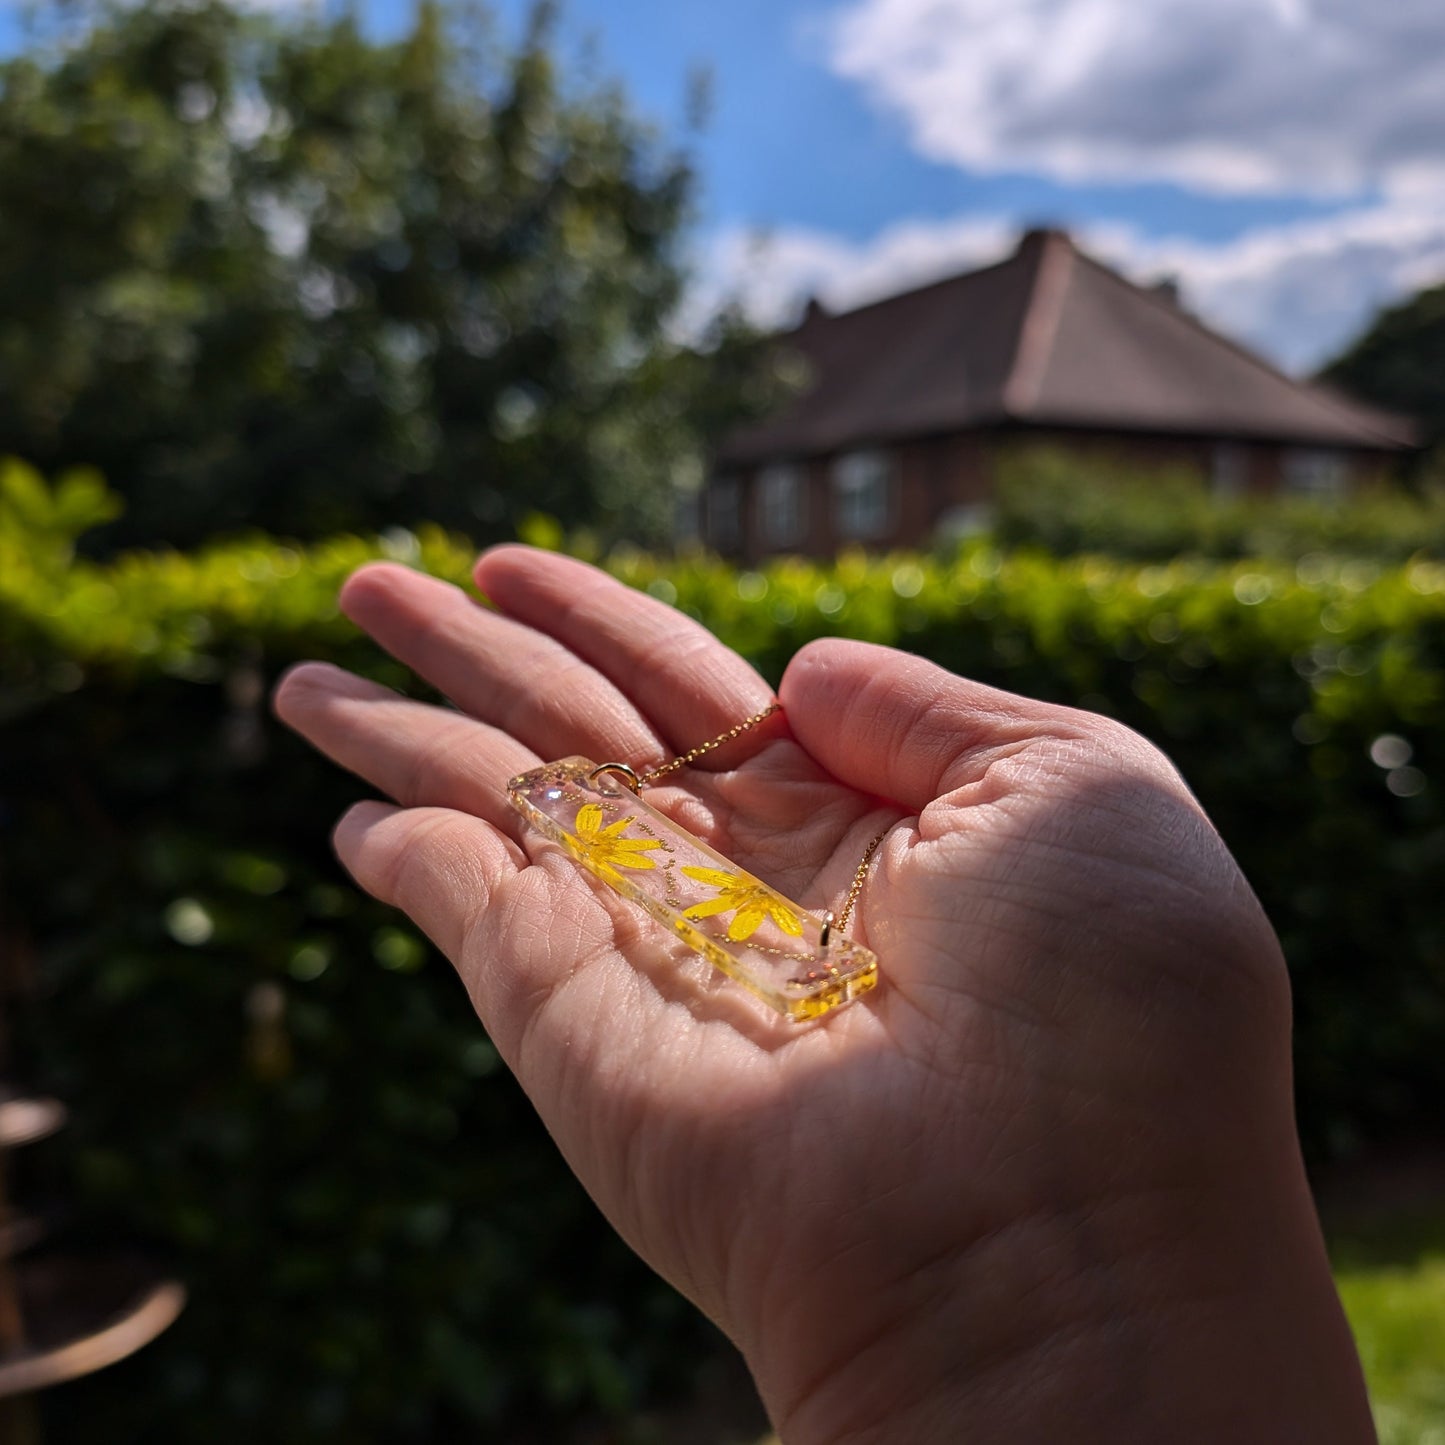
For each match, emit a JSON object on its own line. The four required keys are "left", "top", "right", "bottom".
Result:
{"left": 479, "top": 0, "right": 1349, "bottom": 247}
{"left": 7, "top": 0, "right": 1445, "bottom": 373}
{"left": 428, "top": 0, "right": 1445, "bottom": 373}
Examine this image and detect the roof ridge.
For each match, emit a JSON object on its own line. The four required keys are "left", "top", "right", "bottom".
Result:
{"left": 1068, "top": 247, "right": 1413, "bottom": 445}
{"left": 794, "top": 247, "right": 1018, "bottom": 329}
{"left": 1304, "top": 378, "right": 1418, "bottom": 446}
{"left": 1001, "top": 231, "right": 1074, "bottom": 417}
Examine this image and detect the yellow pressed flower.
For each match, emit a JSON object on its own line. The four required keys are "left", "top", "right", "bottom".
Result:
{"left": 681, "top": 864, "right": 803, "bottom": 942}
{"left": 567, "top": 804, "right": 661, "bottom": 885}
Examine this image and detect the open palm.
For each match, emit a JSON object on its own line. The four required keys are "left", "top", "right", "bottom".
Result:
{"left": 275, "top": 546, "right": 1372, "bottom": 1445}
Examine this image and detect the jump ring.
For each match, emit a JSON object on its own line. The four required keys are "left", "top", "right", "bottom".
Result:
{"left": 587, "top": 762, "right": 642, "bottom": 795}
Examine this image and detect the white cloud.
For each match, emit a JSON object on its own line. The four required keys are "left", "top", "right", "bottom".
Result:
{"left": 692, "top": 202, "right": 1445, "bottom": 374}
{"left": 1112, "top": 204, "right": 1445, "bottom": 370}
{"left": 682, "top": 214, "right": 1016, "bottom": 334}
{"left": 826, "top": 0, "right": 1445, "bottom": 198}
{"left": 751, "top": 0, "right": 1445, "bottom": 370}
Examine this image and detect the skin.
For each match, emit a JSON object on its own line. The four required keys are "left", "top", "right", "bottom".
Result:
{"left": 273, "top": 545, "right": 1377, "bottom": 1445}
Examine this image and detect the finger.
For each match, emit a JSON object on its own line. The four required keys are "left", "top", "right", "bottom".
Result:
{"left": 779, "top": 638, "right": 1101, "bottom": 810}
{"left": 273, "top": 661, "right": 533, "bottom": 853}
{"left": 333, "top": 800, "right": 518, "bottom": 966}
{"left": 338, "top": 562, "right": 662, "bottom": 767}
{"left": 332, "top": 800, "right": 799, "bottom": 1172}
{"left": 474, "top": 545, "right": 778, "bottom": 762}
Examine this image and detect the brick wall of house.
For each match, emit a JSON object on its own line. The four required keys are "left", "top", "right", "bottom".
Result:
{"left": 706, "top": 427, "right": 1401, "bottom": 560}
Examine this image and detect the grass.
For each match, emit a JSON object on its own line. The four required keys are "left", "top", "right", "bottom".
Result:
{"left": 1331, "top": 1207, "right": 1445, "bottom": 1445}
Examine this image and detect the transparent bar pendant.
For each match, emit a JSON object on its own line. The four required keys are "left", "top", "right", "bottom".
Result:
{"left": 508, "top": 758, "right": 879, "bottom": 1021}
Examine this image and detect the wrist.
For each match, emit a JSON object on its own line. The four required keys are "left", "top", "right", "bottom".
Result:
{"left": 751, "top": 1141, "right": 1373, "bottom": 1445}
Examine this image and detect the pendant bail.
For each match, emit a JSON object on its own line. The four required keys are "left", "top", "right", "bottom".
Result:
{"left": 586, "top": 762, "right": 642, "bottom": 795}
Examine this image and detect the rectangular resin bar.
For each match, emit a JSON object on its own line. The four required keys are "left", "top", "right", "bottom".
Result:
{"left": 507, "top": 758, "right": 879, "bottom": 1021}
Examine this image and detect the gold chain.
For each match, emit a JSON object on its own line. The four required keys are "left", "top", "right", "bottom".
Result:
{"left": 833, "top": 827, "right": 886, "bottom": 936}
{"left": 636, "top": 702, "right": 781, "bottom": 786}
{"left": 632, "top": 701, "right": 886, "bottom": 942}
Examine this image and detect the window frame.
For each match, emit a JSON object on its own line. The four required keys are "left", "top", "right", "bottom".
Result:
{"left": 755, "top": 462, "right": 808, "bottom": 549}
{"left": 1210, "top": 444, "right": 1249, "bottom": 500}
{"left": 1282, "top": 448, "right": 1349, "bottom": 502}
{"left": 706, "top": 474, "right": 742, "bottom": 550}
{"left": 831, "top": 449, "right": 895, "bottom": 541}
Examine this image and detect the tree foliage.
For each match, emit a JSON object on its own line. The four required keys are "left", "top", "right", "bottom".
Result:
{"left": 0, "top": 0, "right": 754, "bottom": 550}
{"left": 1322, "top": 281, "right": 1445, "bottom": 455}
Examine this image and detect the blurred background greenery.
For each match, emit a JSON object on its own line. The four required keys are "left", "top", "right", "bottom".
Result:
{"left": 2, "top": 2, "right": 1444, "bottom": 1442}
{"left": 0, "top": 0, "right": 775, "bottom": 553}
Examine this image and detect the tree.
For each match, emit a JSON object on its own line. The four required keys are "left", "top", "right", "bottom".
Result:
{"left": 1320, "top": 281, "right": 1445, "bottom": 455}
{"left": 0, "top": 0, "right": 750, "bottom": 550}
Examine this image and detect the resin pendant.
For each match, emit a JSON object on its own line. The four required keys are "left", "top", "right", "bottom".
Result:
{"left": 507, "top": 758, "right": 879, "bottom": 1021}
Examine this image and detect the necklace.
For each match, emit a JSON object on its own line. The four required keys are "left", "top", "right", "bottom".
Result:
{"left": 507, "top": 704, "right": 884, "bottom": 1021}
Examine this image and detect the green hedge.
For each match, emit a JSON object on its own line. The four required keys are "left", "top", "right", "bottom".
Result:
{"left": 993, "top": 447, "right": 1445, "bottom": 560}
{"left": 4, "top": 469, "right": 1444, "bottom": 1440}
{"left": 4, "top": 474, "right": 700, "bottom": 1442}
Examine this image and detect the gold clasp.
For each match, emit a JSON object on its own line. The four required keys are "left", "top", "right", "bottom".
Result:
{"left": 587, "top": 762, "right": 642, "bottom": 795}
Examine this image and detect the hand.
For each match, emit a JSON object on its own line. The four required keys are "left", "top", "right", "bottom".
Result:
{"left": 274, "top": 546, "right": 1374, "bottom": 1445}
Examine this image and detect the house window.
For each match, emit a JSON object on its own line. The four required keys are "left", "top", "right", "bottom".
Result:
{"left": 832, "top": 450, "right": 894, "bottom": 541}
{"left": 673, "top": 489, "right": 701, "bottom": 545}
{"left": 756, "top": 464, "right": 807, "bottom": 548}
{"left": 707, "top": 476, "right": 741, "bottom": 550}
{"left": 935, "top": 502, "right": 994, "bottom": 542}
{"left": 1210, "top": 445, "right": 1248, "bottom": 499}
{"left": 1283, "top": 449, "right": 1349, "bottom": 501}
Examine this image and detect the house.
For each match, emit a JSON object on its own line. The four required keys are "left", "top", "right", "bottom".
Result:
{"left": 701, "top": 228, "right": 1417, "bottom": 559}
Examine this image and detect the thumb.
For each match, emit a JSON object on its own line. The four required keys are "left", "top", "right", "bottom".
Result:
{"left": 778, "top": 638, "right": 1090, "bottom": 811}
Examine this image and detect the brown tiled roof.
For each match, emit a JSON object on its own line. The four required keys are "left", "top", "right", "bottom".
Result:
{"left": 718, "top": 229, "right": 1417, "bottom": 465}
